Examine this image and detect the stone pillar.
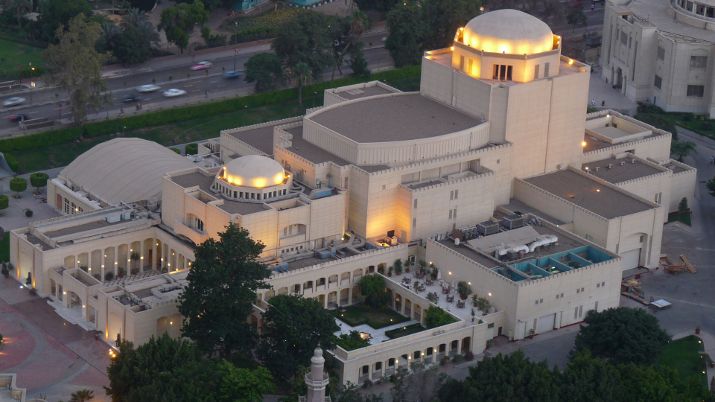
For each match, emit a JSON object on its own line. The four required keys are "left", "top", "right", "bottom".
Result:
{"left": 113, "top": 247, "right": 118, "bottom": 276}
{"left": 304, "top": 348, "right": 328, "bottom": 402}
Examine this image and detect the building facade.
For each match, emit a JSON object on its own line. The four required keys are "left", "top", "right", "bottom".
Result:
{"left": 9, "top": 9, "right": 696, "bottom": 385}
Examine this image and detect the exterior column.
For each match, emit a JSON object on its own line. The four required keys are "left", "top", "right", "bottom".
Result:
{"left": 113, "top": 247, "right": 118, "bottom": 276}
{"left": 348, "top": 288, "right": 353, "bottom": 305}
{"left": 139, "top": 243, "right": 145, "bottom": 273}
{"left": 151, "top": 239, "right": 157, "bottom": 270}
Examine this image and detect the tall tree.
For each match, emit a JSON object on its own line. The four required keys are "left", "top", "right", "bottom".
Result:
{"left": 573, "top": 307, "right": 671, "bottom": 365}
{"left": 330, "top": 12, "right": 369, "bottom": 79}
{"left": 272, "top": 11, "right": 333, "bottom": 78}
{"left": 36, "top": 0, "right": 91, "bottom": 42}
{"left": 178, "top": 223, "right": 270, "bottom": 358}
{"left": 290, "top": 62, "right": 312, "bottom": 107}
{"left": 670, "top": 140, "right": 696, "bottom": 162}
{"left": 560, "top": 352, "right": 621, "bottom": 402}
{"left": 358, "top": 275, "right": 388, "bottom": 309}
{"left": 385, "top": 1, "right": 426, "bottom": 67}
{"left": 421, "top": 0, "right": 481, "bottom": 50}
{"left": 258, "top": 295, "right": 338, "bottom": 379}
{"left": 106, "top": 334, "right": 274, "bottom": 402}
{"left": 113, "top": 9, "right": 160, "bottom": 65}
{"left": 44, "top": 15, "right": 107, "bottom": 125}
{"left": 438, "top": 351, "right": 560, "bottom": 402}
{"left": 159, "top": 0, "right": 208, "bottom": 54}
{"left": 244, "top": 53, "right": 283, "bottom": 92}
{"left": 69, "top": 389, "right": 94, "bottom": 402}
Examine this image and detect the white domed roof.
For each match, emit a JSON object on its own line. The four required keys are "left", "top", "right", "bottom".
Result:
{"left": 461, "top": 9, "right": 554, "bottom": 55}
{"left": 221, "top": 155, "right": 286, "bottom": 188}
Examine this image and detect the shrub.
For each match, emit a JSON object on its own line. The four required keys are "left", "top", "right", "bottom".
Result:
{"left": 336, "top": 330, "right": 370, "bottom": 351}
{"left": 359, "top": 275, "right": 389, "bottom": 308}
{"left": 393, "top": 259, "right": 403, "bottom": 275}
{"left": 10, "top": 176, "right": 27, "bottom": 196}
{"left": 457, "top": 281, "right": 472, "bottom": 300}
{"left": 24, "top": 209, "right": 33, "bottom": 217}
{"left": 184, "top": 143, "right": 199, "bottom": 155}
{"left": 105, "top": 271, "right": 115, "bottom": 281}
{"left": 0, "top": 195, "right": 8, "bottom": 212}
{"left": 678, "top": 197, "right": 689, "bottom": 212}
{"left": 29, "top": 172, "right": 48, "bottom": 192}
{"left": 118, "top": 267, "right": 126, "bottom": 277}
{"left": 474, "top": 297, "right": 491, "bottom": 313}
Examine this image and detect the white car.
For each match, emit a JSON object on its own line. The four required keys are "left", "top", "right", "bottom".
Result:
{"left": 163, "top": 88, "right": 187, "bottom": 98}
{"left": 190, "top": 61, "right": 213, "bottom": 71}
{"left": 3, "top": 96, "right": 26, "bottom": 107}
{"left": 136, "top": 84, "right": 161, "bottom": 93}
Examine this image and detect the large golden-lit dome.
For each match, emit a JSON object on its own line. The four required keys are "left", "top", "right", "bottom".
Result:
{"left": 219, "top": 155, "right": 286, "bottom": 188}
{"left": 460, "top": 9, "right": 554, "bottom": 55}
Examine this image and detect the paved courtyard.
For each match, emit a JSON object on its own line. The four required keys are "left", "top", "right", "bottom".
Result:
{"left": 0, "top": 275, "right": 110, "bottom": 401}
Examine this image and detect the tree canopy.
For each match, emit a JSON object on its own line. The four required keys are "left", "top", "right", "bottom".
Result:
{"left": 44, "top": 15, "right": 107, "bottom": 125}
{"left": 106, "top": 334, "right": 274, "bottom": 402}
{"left": 111, "top": 9, "right": 160, "bottom": 65}
{"left": 159, "top": 0, "right": 208, "bottom": 53}
{"left": 258, "top": 295, "right": 338, "bottom": 379}
{"left": 272, "top": 11, "right": 333, "bottom": 78}
{"left": 573, "top": 307, "right": 671, "bottom": 365}
{"left": 244, "top": 53, "right": 284, "bottom": 92}
{"left": 385, "top": 1, "right": 425, "bottom": 67}
{"left": 36, "top": 0, "right": 91, "bottom": 42}
{"left": 178, "top": 223, "right": 270, "bottom": 358}
{"left": 358, "top": 275, "right": 388, "bottom": 309}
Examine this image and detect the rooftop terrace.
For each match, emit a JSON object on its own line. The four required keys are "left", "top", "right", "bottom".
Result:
{"left": 582, "top": 155, "right": 668, "bottom": 183}
{"left": 283, "top": 125, "right": 350, "bottom": 166}
{"left": 524, "top": 169, "right": 654, "bottom": 219}
{"left": 308, "top": 93, "right": 483, "bottom": 144}
{"left": 330, "top": 82, "right": 399, "bottom": 100}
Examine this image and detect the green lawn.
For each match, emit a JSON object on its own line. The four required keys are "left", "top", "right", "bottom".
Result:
{"left": 0, "top": 37, "right": 43, "bottom": 80}
{"left": 657, "top": 335, "right": 708, "bottom": 389}
{"left": 0, "top": 232, "right": 9, "bottom": 263}
{"left": 385, "top": 323, "right": 426, "bottom": 339}
{"left": 333, "top": 304, "right": 410, "bottom": 329}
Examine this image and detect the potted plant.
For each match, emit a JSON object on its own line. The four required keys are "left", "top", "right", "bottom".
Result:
{"left": 457, "top": 281, "right": 472, "bottom": 300}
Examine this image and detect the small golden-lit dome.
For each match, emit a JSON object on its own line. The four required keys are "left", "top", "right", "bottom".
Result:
{"left": 219, "top": 155, "right": 286, "bottom": 188}
{"left": 460, "top": 9, "right": 554, "bottom": 55}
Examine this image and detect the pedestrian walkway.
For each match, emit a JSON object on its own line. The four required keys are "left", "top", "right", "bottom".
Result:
{"left": 588, "top": 72, "right": 638, "bottom": 114}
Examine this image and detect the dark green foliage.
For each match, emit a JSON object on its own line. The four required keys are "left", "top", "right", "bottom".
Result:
{"left": 457, "top": 281, "right": 472, "bottom": 300}
{"left": 438, "top": 351, "right": 560, "bottom": 402}
{"left": 36, "top": 0, "right": 91, "bottom": 43}
{"left": 112, "top": 9, "right": 160, "bottom": 65}
{"left": 574, "top": 307, "right": 671, "bottom": 365}
{"left": 708, "top": 177, "right": 715, "bottom": 197}
{"left": 385, "top": 2, "right": 425, "bottom": 67}
{"left": 0, "top": 195, "right": 8, "bottom": 211}
{"left": 129, "top": 0, "right": 158, "bottom": 12}
{"left": 159, "top": 0, "right": 208, "bottom": 53}
{"left": 334, "top": 304, "right": 408, "bottom": 328}
{"left": 272, "top": 11, "right": 333, "bottom": 78}
{"left": 384, "top": 323, "right": 425, "bottom": 339}
{"left": 3, "top": 153, "right": 18, "bottom": 172}
{"left": 566, "top": 6, "right": 587, "bottom": 29}
{"left": 244, "top": 53, "right": 283, "bottom": 92}
{"left": 178, "top": 223, "right": 270, "bottom": 358}
{"left": 10, "top": 176, "right": 26, "bottom": 194}
{"left": 29, "top": 172, "right": 48, "bottom": 191}
{"left": 421, "top": 0, "right": 481, "bottom": 50}
{"left": 106, "top": 334, "right": 274, "bottom": 402}
{"left": 335, "top": 330, "right": 370, "bottom": 350}
{"left": 259, "top": 295, "right": 338, "bottom": 379}
{"left": 358, "top": 275, "right": 388, "bottom": 309}
{"left": 184, "top": 143, "right": 199, "bottom": 155}
{"left": 424, "top": 306, "right": 456, "bottom": 328}
{"left": 678, "top": 197, "right": 689, "bottom": 212}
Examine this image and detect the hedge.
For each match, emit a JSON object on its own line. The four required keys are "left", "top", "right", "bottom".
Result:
{"left": 0, "top": 65, "right": 421, "bottom": 156}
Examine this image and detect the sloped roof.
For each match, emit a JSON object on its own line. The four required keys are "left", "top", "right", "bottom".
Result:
{"left": 59, "top": 138, "right": 194, "bottom": 205}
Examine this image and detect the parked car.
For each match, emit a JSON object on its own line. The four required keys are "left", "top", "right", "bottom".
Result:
{"left": 5, "top": 113, "right": 28, "bottom": 122}
{"left": 163, "top": 88, "right": 187, "bottom": 98}
{"left": 190, "top": 61, "right": 213, "bottom": 71}
{"left": 3, "top": 96, "right": 26, "bottom": 107}
{"left": 122, "top": 94, "right": 140, "bottom": 103}
{"left": 223, "top": 70, "right": 241, "bottom": 79}
{"left": 136, "top": 84, "right": 161, "bottom": 93}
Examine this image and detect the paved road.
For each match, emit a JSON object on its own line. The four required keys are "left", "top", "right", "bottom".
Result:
{"left": 0, "top": 30, "right": 390, "bottom": 136}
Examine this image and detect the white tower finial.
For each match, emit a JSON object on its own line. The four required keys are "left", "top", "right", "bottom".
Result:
{"left": 304, "top": 347, "right": 328, "bottom": 402}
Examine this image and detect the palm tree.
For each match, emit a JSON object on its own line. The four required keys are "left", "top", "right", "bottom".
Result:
{"left": 670, "top": 140, "right": 696, "bottom": 162}
{"left": 69, "top": 389, "right": 94, "bottom": 402}
{"left": 293, "top": 62, "right": 312, "bottom": 107}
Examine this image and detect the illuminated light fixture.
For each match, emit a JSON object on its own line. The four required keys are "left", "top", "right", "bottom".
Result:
{"left": 584, "top": 167, "right": 590, "bottom": 171}
{"left": 468, "top": 282, "right": 471, "bottom": 285}
{"left": 253, "top": 177, "right": 267, "bottom": 188}
{"left": 581, "top": 140, "right": 588, "bottom": 148}
{"left": 488, "top": 292, "right": 492, "bottom": 297}
{"left": 595, "top": 188, "right": 601, "bottom": 193}
{"left": 63, "top": 291, "right": 67, "bottom": 295}
{"left": 568, "top": 59, "right": 574, "bottom": 66}
{"left": 449, "top": 46, "right": 454, "bottom": 51}
{"left": 448, "top": 271, "right": 452, "bottom": 275}
{"left": 82, "top": 304, "right": 86, "bottom": 308}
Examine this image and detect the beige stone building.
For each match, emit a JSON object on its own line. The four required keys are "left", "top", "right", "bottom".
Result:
{"left": 9, "top": 9, "right": 695, "bottom": 386}
{"left": 601, "top": 0, "right": 715, "bottom": 117}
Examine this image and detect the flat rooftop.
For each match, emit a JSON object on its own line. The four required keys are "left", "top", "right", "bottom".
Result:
{"left": 590, "top": 126, "right": 635, "bottom": 141}
{"left": 285, "top": 125, "right": 350, "bottom": 165}
{"left": 622, "top": 0, "right": 715, "bottom": 43}
{"left": 309, "top": 93, "right": 483, "bottom": 143}
{"left": 333, "top": 83, "right": 397, "bottom": 100}
{"left": 43, "top": 219, "right": 124, "bottom": 238}
{"left": 524, "top": 169, "right": 654, "bottom": 219}
{"left": 223, "top": 118, "right": 304, "bottom": 156}
{"left": 171, "top": 171, "right": 214, "bottom": 192}
{"left": 170, "top": 170, "right": 274, "bottom": 215}
{"left": 582, "top": 155, "right": 667, "bottom": 183}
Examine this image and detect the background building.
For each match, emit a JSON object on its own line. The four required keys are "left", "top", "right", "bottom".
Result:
{"left": 600, "top": 0, "right": 715, "bottom": 117}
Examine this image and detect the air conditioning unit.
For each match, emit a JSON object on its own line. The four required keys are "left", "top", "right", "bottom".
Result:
{"left": 500, "top": 214, "right": 525, "bottom": 230}
{"left": 477, "top": 220, "right": 500, "bottom": 236}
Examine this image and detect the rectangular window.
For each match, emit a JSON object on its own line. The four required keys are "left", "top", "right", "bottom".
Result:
{"left": 654, "top": 75, "right": 662, "bottom": 89}
{"left": 459, "top": 55, "right": 465, "bottom": 71}
{"left": 412, "top": 218, "right": 416, "bottom": 229}
{"left": 620, "top": 31, "right": 627, "bottom": 45}
{"left": 453, "top": 208, "right": 456, "bottom": 219}
{"left": 492, "top": 64, "right": 514, "bottom": 80}
{"left": 690, "top": 55, "right": 707, "bottom": 68}
{"left": 448, "top": 210, "right": 453, "bottom": 220}
{"left": 657, "top": 46, "right": 665, "bottom": 60}
{"left": 687, "top": 85, "right": 705, "bottom": 97}
{"left": 534, "top": 64, "right": 540, "bottom": 79}
{"left": 413, "top": 199, "right": 418, "bottom": 209}
{"left": 454, "top": 189, "right": 458, "bottom": 200}
{"left": 544, "top": 62, "right": 550, "bottom": 77}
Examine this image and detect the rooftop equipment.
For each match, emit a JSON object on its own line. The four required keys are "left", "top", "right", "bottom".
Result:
{"left": 500, "top": 214, "right": 525, "bottom": 230}
{"left": 477, "top": 220, "right": 500, "bottom": 236}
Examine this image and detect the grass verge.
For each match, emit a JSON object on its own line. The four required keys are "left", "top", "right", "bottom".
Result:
{"left": 333, "top": 304, "right": 410, "bottom": 329}
{"left": 635, "top": 103, "right": 715, "bottom": 141}
{"left": 657, "top": 335, "right": 707, "bottom": 389}
{"left": 0, "top": 37, "right": 44, "bottom": 80}
{"left": 0, "top": 65, "right": 421, "bottom": 173}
